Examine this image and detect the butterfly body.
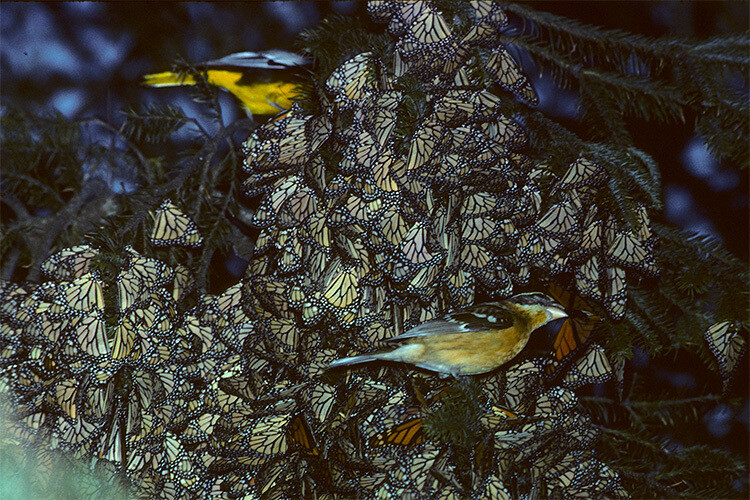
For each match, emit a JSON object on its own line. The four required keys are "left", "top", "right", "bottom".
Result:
{"left": 328, "top": 293, "right": 567, "bottom": 376}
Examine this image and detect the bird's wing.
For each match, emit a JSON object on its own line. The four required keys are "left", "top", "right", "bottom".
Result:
{"left": 386, "top": 303, "right": 515, "bottom": 342}
{"left": 205, "top": 50, "right": 310, "bottom": 70}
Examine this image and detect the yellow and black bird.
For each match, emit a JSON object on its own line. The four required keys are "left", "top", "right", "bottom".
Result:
{"left": 328, "top": 293, "right": 568, "bottom": 376}
{"left": 143, "top": 49, "right": 309, "bottom": 116}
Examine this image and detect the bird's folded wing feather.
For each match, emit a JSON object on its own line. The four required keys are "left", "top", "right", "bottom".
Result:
{"left": 386, "top": 304, "right": 515, "bottom": 342}
{"left": 205, "top": 50, "right": 309, "bottom": 70}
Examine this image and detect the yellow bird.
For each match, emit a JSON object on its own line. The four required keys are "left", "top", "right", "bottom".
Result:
{"left": 142, "top": 49, "right": 308, "bottom": 116}
{"left": 328, "top": 293, "right": 568, "bottom": 376}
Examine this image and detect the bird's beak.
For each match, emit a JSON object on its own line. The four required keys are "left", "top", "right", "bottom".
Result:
{"left": 547, "top": 306, "right": 568, "bottom": 321}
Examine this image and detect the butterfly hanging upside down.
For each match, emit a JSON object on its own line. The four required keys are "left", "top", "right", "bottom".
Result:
{"left": 328, "top": 293, "right": 567, "bottom": 377}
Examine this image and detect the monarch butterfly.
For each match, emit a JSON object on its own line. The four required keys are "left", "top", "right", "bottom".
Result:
{"left": 131, "top": 371, "right": 153, "bottom": 411}
{"left": 635, "top": 204, "right": 652, "bottom": 242}
{"left": 161, "top": 431, "right": 183, "bottom": 465}
{"left": 341, "top": 131, "right": 379, "bottom": 176}
{"left": 268, "top": 318, "right": 299, "bottom": 352}
{"left": 480, "top": 404, "right": 520, "bottom": 429}
{"left": 372, "top": 415, "right": 425, "bottom": 447}
{"left": 604, "top": 265, "right": 627, "bottom": 319}
{"left": 326, "top": 52, "right": 376, "bottom": 103}
{"left": 248, "top": 413, "right": 293, "bottom": 456}
{"left": 460, "top": 215, "right": 497, "bottom": 241}
{"left": 98, "top": 417, "right": 123, "bottom": 463}
{"left": 304, "top": 114, "right": 332, "bottom": 154}
{"left": 246, "top": 139, "right": 283, "bottom": 170}
{"left": 214, "top": 282, "right": 244, "bottom": 314}
{"left": 372, "top": 91, "right": 402, "bottom": 141}
{"left": 545, "top": 451, "right": 620, "bottom": 497}
{"left": 74, "top": 310, "right": 109, "bottom": 357}
{"left": 63, "top": 274, "right": 105, "bottom": 312}
{"left": 605, "top": 231, "right": 649, "bottom": 268}
{"left": 459, "top": 243, "right": 491, "bottom": 272}
{"left": 111, "top": 315, "right": 135, "bottom": 361}
{"left": 303, "top": 212, "right": 331, "bottom": 248}
{"left": 254, "top": 277, "right": 292, "bottom": 318}
{"left": 704, "top": 321, "right": 748, "bottom": 379}
{"left": 470, "top": 0, "right": 509, "bottom": 29}
{"left": 42, "top": 244, "right": 100, "bottom": 282}
{"left": 407, "top": 120, "right": 443, "bottom": 172}
{"left": 55, "top": 378, "right": 78, "bottom": 419}
{"left": 502, "top": 360, "right": 544, "bottom": 411}
{"left": 557, "top": 156, "right": 604, "bottom": 189}
{"left": 242, "top": 169, "right": 288, "bottom": 198}
{"left": 269, "top": 176, "right": 303, "bottom": 213}
{"left": 486, "top": 45, "right": 538, "bottom": 106}
{"left": 288, "top": 413, "right": 319, "bottom": 455}
{"left": 433, "top": 96, "right": 474, "bottom": 125}
{"left": 379, "top": 206, "right": 408, "bottom": 246}
{"left": 171, "top": 264, "right": 194, "bottom": 302}
{"left": 481, "top": 115, "right": 527, "bottom": 149}
{"left": 283, "top": 186, "right": 317, "bottom": 224}
{"left": 338, "top": 234, "right": 370, "bottom": 274}
{"left": 372, "top": 150, "right": 401, "bottom": 194}
{"left": 533, "top": 387, "right": 577, "bottom": 418}
{"left": 408, "top": 262, "right": 441, "bottom": 292}
{"left": 562, "top": 343, "right": 614, "bottom": 389}
{"left": 413, "top": 7, "right": 453, "bottom": 45}
{"left": 323, "top": 264, "right": 360, "bottom": 309}
{"left": 464, "top": 89, "right": 502, "bottom": 115}
{"left": 150, "top": 200, "right": 203, "bottom": 247}
{"left": 304, "top": 247, "right": 331, "bottom": 288}
{"left": 123, "top": 246, "right": 173, "bottom": 289}
{"left": 345, "top": 194, "right": 374, "bottom": 222}
{"left": 575, "top": 255, "right": 601, "bottom": 302}
{"left": 58, "top": 415, "right": 96, "bottom": 446}
{"left": 547, "top": 282, "right": 600, "bottom": 364}
{"left": 445, "top": 268, "right": 476, "bottom": 307}
{"left": 461, "top": 192, "right": 498, "bottom": 215}
{"left": 177, "top": 314, "right": 213, "bottom": 354}
{"left": 400, "top": 220, "right": 435, "bottom": 264}
{"left": 537, "top": 201, "right": 580, "bottom": 236}
{"left": 33, "top": 313, "right": 69, "bottom": 343}
{"left": 406, "top": 443, "right": 446, "bottom": 493}
{"left": 579, "top": 219, "right": 602, "bottom": 254}
{"left": 277, "top": 117, "right": 311, "bottom": 166}
{"left": 309, "top": 383, "right": 337, "bottom": 423}
{"left": 480, "top": 475, "right": 512, "bottom": 500}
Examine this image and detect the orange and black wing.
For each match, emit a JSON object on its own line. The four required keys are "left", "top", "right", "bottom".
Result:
{"left": 371, "top": 416, "right": 424, "bottom": 447}
{"left": 546, "top": 283, "right": 601, "bottom": 379}
{"left": 288, "top": 413, "right": 319, "bottom": 456}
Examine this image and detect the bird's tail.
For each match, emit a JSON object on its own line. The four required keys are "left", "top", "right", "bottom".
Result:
{"left": 327, "top": 353, "right": 383, "bottom": 369}
{"left": 142, "top": 71, "right": 198, "bottom": 88}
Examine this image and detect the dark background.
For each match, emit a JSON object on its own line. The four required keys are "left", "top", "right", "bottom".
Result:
{"left": 1, "top": 0, "right": 748, "bottom": 489}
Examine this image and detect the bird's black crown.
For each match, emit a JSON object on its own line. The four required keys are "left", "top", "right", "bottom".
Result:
{"left": 509, "top": 292, "right": 561, "bottom": 309}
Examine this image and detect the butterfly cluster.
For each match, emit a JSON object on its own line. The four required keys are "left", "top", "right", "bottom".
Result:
{"left": 313, "top": 362, "right": 627, "bottom": 498}
{"left": 235, "top": 0, "right": 640, "bottom": 496}
{"left": 0, "top": 244, "right": 238, "bottom": 497}
{"left": 0, "top": 1, "right": 663, "bottom": 498}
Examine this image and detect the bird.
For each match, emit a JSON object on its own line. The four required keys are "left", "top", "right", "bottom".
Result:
{"left": 328, "top": 293, "right": 568, "bottom": 376}
{"left": 142, "top": 50, "right": 309, "bottom": 116}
